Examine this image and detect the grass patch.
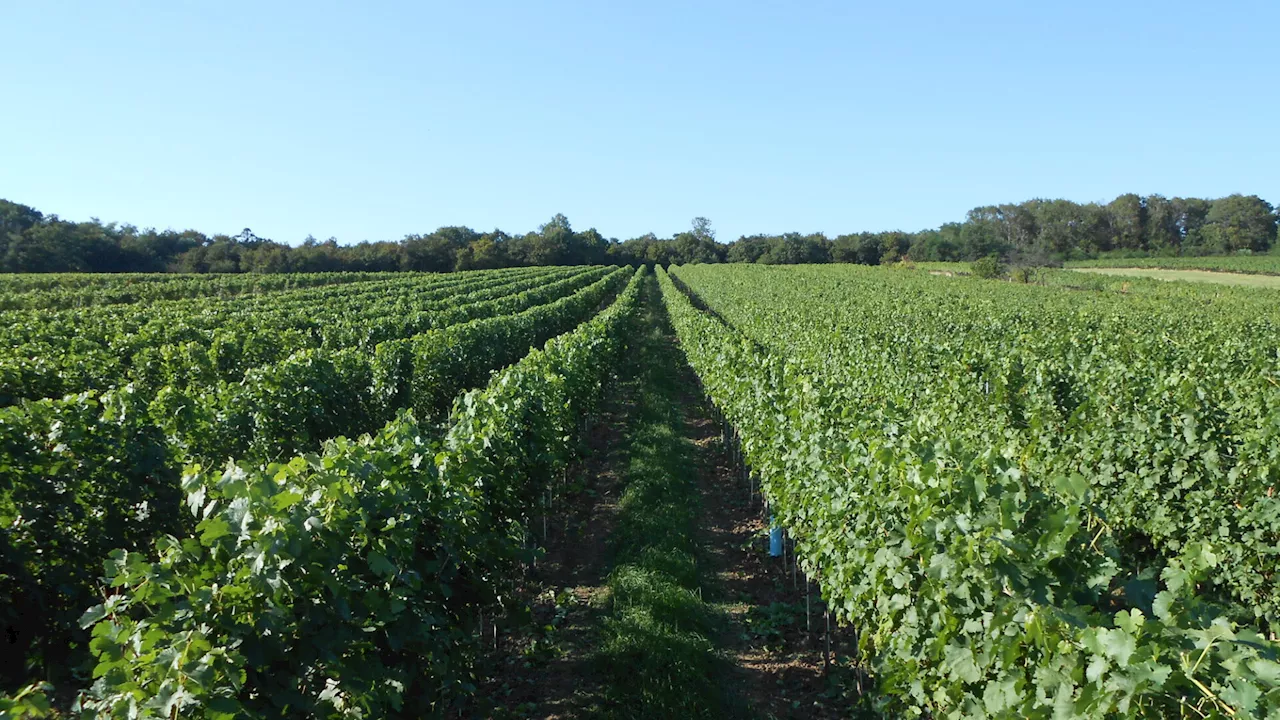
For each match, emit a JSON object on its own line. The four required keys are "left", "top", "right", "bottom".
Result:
{"left": 592, "top": 277, "right": 740, "bottom": 719}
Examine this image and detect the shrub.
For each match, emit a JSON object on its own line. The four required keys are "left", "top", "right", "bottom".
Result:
{"left": 970, "top": 255, "right": 1006, "bottom": 279}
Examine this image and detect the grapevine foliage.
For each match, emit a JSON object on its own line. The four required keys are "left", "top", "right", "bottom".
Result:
{"left": 659, "top": 265, "right": 1280, "bottom": 718}
{"left": 0, "top": 265, "right": 630, "bottom": 702}
{"left": 72, "top": 267, "right": 646, "bottom": 717}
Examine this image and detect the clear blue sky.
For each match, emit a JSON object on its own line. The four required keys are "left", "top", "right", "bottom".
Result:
{"left": 2, "top": 1, "right": 1277, "bottom": 244}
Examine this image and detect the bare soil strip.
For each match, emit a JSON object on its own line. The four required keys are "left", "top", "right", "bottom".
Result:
{"left": 678, "top": 376, "right": 866, "bottom": 719}
{"left": 1073, "top": 267, "right": 1280, "bottom": 288}
{"left": 459, "top": 378, "right": 634, "bottom": 719}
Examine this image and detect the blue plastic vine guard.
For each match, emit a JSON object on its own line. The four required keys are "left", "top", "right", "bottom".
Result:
{"left": 769, "top": 517, "right": 783, "bottom": 557}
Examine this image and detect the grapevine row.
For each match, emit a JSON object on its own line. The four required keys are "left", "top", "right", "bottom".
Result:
{"left": 0, "top": 266, "right": 582, "bottom": 406}
{"left": 658, "top": 266, "right": 1280, "bottom": 718}
{"left": 0, "top": 271, "right": 395, "bottom": 311}
{"left": 71, "top": 266, "right": 648, "bottom": 718}
{"left": 1, "top": 266, "right": 629, "bottom": 694}
{"left": 677, "top": 263, "right": 1280, "bottom": 635}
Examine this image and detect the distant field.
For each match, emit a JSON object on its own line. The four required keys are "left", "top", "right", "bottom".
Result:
{"left": 911, "top": 261, "right": 971, "bottom": 274}
{"left": 1071, "top": 267, "right": 1280, "bottom": 288}
{"left": 1067, "top": 254, "right": 1280, "bottom": 275}
{"left": 916, "top": 257, "right": 1280, "bottom": 288}
{"left": 912, "top": 260, "right": 1280, "bottom": 291}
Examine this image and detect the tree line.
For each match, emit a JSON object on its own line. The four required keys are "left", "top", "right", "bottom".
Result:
{"left": 1, "top": 193, "right": 1276, "bottom": 273}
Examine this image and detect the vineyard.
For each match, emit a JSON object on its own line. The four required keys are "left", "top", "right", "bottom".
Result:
{"left": 3, "top": 264, "right": 1280, "bottom": 718}
{"left": 661, "top": 264, "right": 1280, "bottom": 717}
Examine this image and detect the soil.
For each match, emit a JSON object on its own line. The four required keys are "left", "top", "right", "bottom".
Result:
{"left": 668, "top": 332, "right": 861, "bottom": 719}
{"left": 459, "top": 383, "right": 633, "bottom": 719}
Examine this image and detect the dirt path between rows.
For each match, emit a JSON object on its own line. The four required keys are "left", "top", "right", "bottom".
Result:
{"left": 459, "top": 378, "right": 635, "bottom": 719}
{"left": 670, "top": 344, "right": 861, "bottom": 718}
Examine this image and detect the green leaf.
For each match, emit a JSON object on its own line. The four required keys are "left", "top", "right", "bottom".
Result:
{"left": 982, "top": 675, "right": 1019, "bottom": 713}
{"left": 1053, "top": 473, "right": 1089, "bottom": 499}
{"left": 200, "top": 518, "right": 232, "bottom": 544}
{"left": 1221, "top": 678, "right": 1262, "bottom": 714}
{"left": 1247, "top": 658, "right": 1280, "bottom": 685}
{"left": 368, "top": 551, "right": 396, "bottom": 579}
{"left": 271, "top": 490, "right": 304, "bottom": 511}
{"left": 78, "top": 603, "right": 108, "bottom": 629}
{"left": 943, "top": 644, "right": 981, "bottom": 684}
{"left": 1096, "top": 627, "right": 1137, "bottom": 666}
